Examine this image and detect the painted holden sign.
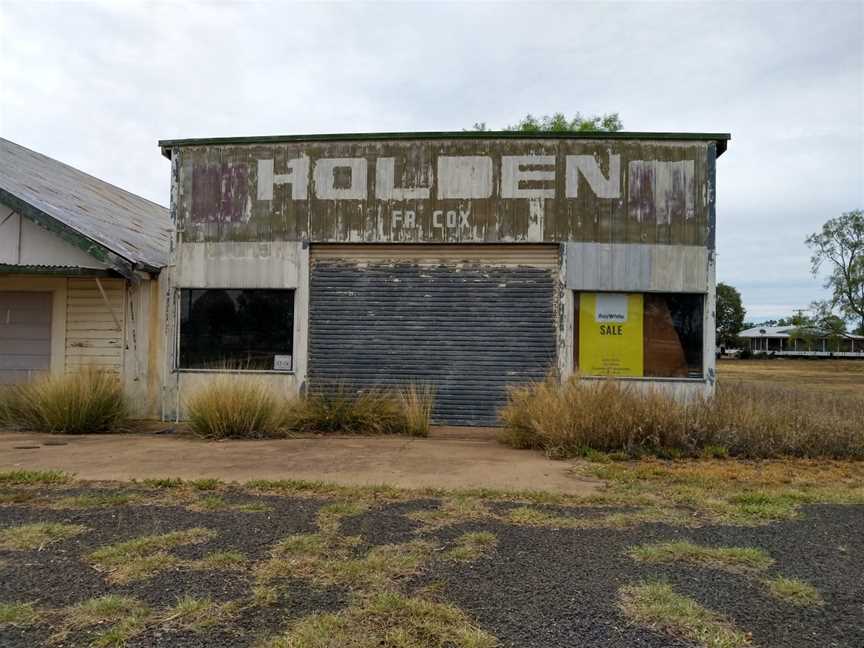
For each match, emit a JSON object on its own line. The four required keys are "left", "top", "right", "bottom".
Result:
{"left": 180, "top": 139, "right": 709, "bottom": 246}
{"left": 579, "top": 293, "right": 644, "bottom": 376}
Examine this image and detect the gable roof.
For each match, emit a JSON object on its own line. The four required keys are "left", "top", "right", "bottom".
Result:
{"left": 0, "top": 138, "right": 171, "bottom": 275}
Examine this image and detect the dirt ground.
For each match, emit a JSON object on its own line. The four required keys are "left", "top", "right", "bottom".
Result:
{"left": 0, "top": 431, "right": 599, "bottom": 496}
{"left": 1, "top": 466, "right": 862, "bottom": 648}
{"left": 717, "top": 358, "right": 864, "bottom": 395}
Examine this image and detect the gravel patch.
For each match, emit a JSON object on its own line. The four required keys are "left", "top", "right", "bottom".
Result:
{"left": 1, "top": 487, "right": 862, "bottom": 648}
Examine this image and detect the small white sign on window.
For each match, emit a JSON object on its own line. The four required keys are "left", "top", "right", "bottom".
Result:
{"left": 273, "top": 355, "right": 293, "bottom": 371}
{"left": 595, "top": 293, "right": 629, "bottom": 324}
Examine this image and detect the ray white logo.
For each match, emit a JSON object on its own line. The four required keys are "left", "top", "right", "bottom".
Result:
{"left": 256, "top": 153, "right": 627, "bottom": 202}
{"left": 595, "top": 293, "right": 629, "bottom": 324}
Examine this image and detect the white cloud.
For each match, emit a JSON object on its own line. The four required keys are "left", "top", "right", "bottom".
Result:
{"left": 0, "top": 1, "right": 861, "bottom": 318}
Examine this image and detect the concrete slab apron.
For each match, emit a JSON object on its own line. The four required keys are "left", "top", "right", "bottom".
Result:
{"left": 0, "top": 432, "right": 600, "bottom": 496}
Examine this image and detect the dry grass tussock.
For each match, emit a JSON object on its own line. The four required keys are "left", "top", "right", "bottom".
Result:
{"left": 284, "top": 383, "right": 434, "bottom": 437}
{"left": 0, "top": 369, "right": 126, "bottom": 433}
{"left": 185, "top": 378, "right": 434, "bottom": 438}
{"left": 499, "top": 375, "right": 864, "bottom": 459}
{"left": 185, "top": 375, "right": 283, "bottom": 439}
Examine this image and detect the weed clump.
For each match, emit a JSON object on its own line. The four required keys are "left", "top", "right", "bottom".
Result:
{"left": 499, "top": 375, "right": 864, "bottom": 460}
{"left": 262, "top": 591, "right": 497, "bottom": 648}
{"left": 619, "top": 581, "right": 752, "bottom": 648}
{"left": 284, "top": 383, "right": 434, "bottom": 436}
{"left": 185, "top": 375, "right": 283, "bottom": 439}
{"left": 0, "top": 370, "right": 126, "bottom": 433}
{"left": 763, "top": 577, "right": 823, "bottom": 607}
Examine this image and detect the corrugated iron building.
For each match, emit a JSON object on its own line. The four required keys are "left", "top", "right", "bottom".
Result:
{"left": 0, "top": 138, "right": 170, "bottom": 417}
{"left": 159, "top": 131, "right": 729, "bottom": 426}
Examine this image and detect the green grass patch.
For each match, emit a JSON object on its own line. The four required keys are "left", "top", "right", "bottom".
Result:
{"left": 0, "top": 522, "right": 87, "bottom": 550}
{"left": 261, "top": 591, "right": 496, "bottom": 648}
{"left": 628, "top": 541, "right": 774, "bottom": 572}
{"left": 163, "top": 595, "right": 239, "bottom": 631}
{"left": 0, "top": 490, "right": 39, "bottom": 505}
{"left": 763, "top": 577, "right": 824, "bottom": 607}
{"left": 189, "top": 478, "right": 222, "bottom": 491}
{"left": 234, "top": 501, "right": 273, "bottom": 512}
{"left": 316, "top": 500, "right": 371, "bottom": 534}
{"left": 0, "top": 602, "right": 40, "bottom": 626}
{"left": 443, "top": 531, "right": 497, "bottom": 561}
{"left": 87, "top": 528, "right": 216, "bottom": 583}
{"left": 256, "top": 534, "right": 431, "bottom": 592}
{"left": 586, "top": 460, "right": 864, "bottom": 525}
{"left": 190, "top": 550, "right": 248, "bottom": 571}
{"left": 505, "top": 505, "right": 687, "bottom": 530}
{"left": 63, "top": 595, "right": 150, "bottom": 647}
{"left": 726, "top": 492, "right": 802, "bottom": 521}
{"left": 195, "top": 495, "right": 229, "bottom": 510}
{"left": 407, "top": 497, "right": 490, "bottom": 532}
{"left": 0, "top": 469, "right": 71, "bottom": 485}
{"left": 185, "top": 492, "right": 272, "bottom": 513}
{"left": 66, "top": 594, "right": 149, "bottom": 626}
{"left": 619, "top": 581, "right": 752, "bottom": 648}
{"left": 251, "top": 584, "right": 280, "bottom": 607}
{"left": 52, "top": 492, "right": 134, "bottom": 509}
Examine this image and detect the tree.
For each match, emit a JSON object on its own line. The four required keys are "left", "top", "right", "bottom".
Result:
{"left": 470, "top": 112, "right": 623, "bottom": 133}
{"left": 715, "top": 282, "right": 746, "bottom": 349}
{"left": 805, "top": 209, "right": 864, "bottom": 332}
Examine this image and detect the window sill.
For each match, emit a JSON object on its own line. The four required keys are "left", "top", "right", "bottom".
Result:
{"left": 175, "top": 368, "right": 296, "bottom": 376}
{"left": 577, "top": 375, "right": 706, "bottom": 383}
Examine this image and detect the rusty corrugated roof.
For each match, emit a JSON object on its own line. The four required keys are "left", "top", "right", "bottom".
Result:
{"left": 0, "top": 138, "right": 171, "bottom": 273}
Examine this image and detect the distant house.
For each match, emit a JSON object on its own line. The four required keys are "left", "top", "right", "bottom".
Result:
{"left": 0, "top": 138, "right": 171, "bottom": 417}
{"left": 737, "top": 325, "right": 864, "bottom": 357}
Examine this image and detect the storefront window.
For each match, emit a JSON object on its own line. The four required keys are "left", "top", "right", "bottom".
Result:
{"left": 574, "top": 292, "right": 703, "bottom": 378}
{"left": 178, "top": 289, "right": 294, "bottom": 371}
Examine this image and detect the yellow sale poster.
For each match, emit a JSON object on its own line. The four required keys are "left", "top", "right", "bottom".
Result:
{"left": 579, "top": 293, "right": 644, "bottom": 377}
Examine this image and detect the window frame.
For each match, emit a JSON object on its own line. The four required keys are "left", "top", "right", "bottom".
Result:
{"left": 573, "top": 290, "right": 707, "bottom": 382}
{"left": 174, "top": 287, "right": 296, "bottom": 374}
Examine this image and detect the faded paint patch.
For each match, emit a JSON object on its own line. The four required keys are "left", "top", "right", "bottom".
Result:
{"left": 627, "top": 160, "right": 695, "bottom": 225}
{"left": 191, "top": 163, "right": 249, "bottom": 224}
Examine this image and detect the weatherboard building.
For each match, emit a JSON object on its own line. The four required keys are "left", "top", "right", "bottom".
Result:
{"left": 158, "top": 131, "right": 729, "bottom": 426}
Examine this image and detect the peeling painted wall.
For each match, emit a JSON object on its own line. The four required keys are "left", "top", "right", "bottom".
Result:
{"left": 564, "top": 243, "right": 708, "bottom": 292}
{"left": 0, "top": 273, "right": 164, "bottom": 417}
{"left": 164, "top": 135, "right": 721, "bottom": 421}
{"left": 0, "top": 204, "right": 111, "bottom": 269}
{"left": 161, "top": 241, "right": 309, "bottom": 420}
{"left": 170, "top": 138, "right": 715, "bottom": 247}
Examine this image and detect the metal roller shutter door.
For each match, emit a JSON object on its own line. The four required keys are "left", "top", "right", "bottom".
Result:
{"left": 309, "top": 245, "right": 558, "bottom": 426}
{"left": 0, "top": 291, "right": 52, "bottom": 384}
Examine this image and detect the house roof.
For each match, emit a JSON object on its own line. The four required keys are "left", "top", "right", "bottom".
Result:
{"left": 739, "top": 326, "right": 864, "bottom": 340}
{"left": 159, "top": 130, "right": 731, "bottom": 158}
{"left": 0, "top": 138, "right": 171, "bottom": 275}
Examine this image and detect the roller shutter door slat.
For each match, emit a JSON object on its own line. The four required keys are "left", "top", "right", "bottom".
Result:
{"left": 309, "top": 248, "right": 557, "bottom": 426}
{"left": 0, "top": 291, "right": 52, "bottom": 384}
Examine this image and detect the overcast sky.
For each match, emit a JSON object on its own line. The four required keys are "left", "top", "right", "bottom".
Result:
{"left": 1, "top": 1, "right": 862, "bottom": 322}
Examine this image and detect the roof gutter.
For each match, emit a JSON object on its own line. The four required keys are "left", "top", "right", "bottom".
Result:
{"left": 0, "top": 187, "right": 161, "bottom": 280}
{"left": 159, "top": 130, "right": 731, "bottom": 159}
